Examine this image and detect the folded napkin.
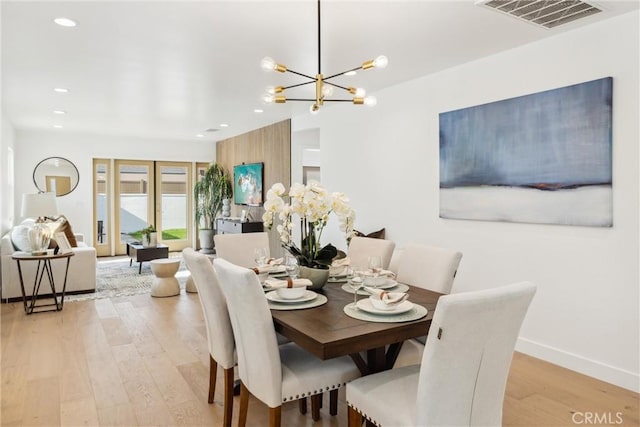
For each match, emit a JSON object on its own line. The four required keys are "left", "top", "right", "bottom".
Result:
{"left": 360, "top": 269, "right": 396, "bottom": 278}
{"left": 252, "top": 265, "right": 278, "bottom": 274}
{"left": 264, "top": 278, "right": 312, "bottom": 289}
{"left": 330, "top": 257, "right": 351, "bottom": 276}
{"left": 365, "top": 287, "right": 408, "bottom": 306}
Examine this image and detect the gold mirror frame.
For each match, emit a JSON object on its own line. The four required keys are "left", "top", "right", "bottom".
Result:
{"left": 33, "top": 157, "right": 79, "bottom": 196}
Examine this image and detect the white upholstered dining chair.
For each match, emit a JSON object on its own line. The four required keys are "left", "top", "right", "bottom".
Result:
{"left": 347, "top": 236, "right": 396, "bottom": 270}
{"left": 213, "top": 258, "right": 361, "bottom": 427}
{"left": 214, "top": 231, "right": 270, "bottom": 268}
{"left": 182, "top": 248, "right": 235, "bottom": 427}
{"left": 346, "top": 281, "right": 536, "bottom": 427}
{"left": 393, "top": 243, "right": 463, "bottom": 368}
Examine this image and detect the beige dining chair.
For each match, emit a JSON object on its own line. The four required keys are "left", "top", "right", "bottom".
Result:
{"left": 347, "top": 236, "right": 396, "bottom": 270}
{"left": 214, "top": 231, "right": 270, "bottom": 268}
{"left": 347, "top": 281, "right": 537, "bottom": 427}
{"left": 182, "top": 248, "right": 235, "bottom": 427}
{"left": 393, "top": 243, "right": 463, "bottom": 367}
{"left": 213, "top": 257, "right": 361, "bottom": 427}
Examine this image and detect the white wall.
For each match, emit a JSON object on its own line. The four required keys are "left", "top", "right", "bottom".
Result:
{"left": 294, "top": 12, "right": 639, "bottom": 391}
{"left": 1, "top": 115, "right": 16, "bottom": 235}
{"left": 13, "top": 130, "right": 215, "bottom": 245}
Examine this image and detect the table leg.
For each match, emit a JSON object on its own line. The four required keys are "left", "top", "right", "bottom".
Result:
{"left": 15, "top": 260, "right": 28, "bottom": 313}
{"left": 139, "top": 262, "right": 142, "bottom": 274}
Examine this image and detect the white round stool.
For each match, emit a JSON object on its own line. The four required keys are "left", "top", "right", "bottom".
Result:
{"left": 150, "top": 259, "right": 181, "bottom": 297}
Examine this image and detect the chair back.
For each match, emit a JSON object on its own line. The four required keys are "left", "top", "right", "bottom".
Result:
{"left": 347, "top": 236, "right": 395, "bottom": 270}
{"left": 213, "top": 258, "right": 283, "bottom": 408}
{"left": 182, "top": 248, "right": 235, "bottom": 369}
{"left": 214, "top": 232, "right": 270, "bottom": 268}
{"left": 416, "top": 281, "right": 536, "bottom": 426}
{"left": 395, "top": 243, "right": 462, "bottom": 294}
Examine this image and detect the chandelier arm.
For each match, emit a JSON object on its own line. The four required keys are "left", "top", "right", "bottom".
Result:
{"left": 323, "top": 81, "right": 351, "bottom": 92}
{"left": 323, "top": 66, "right": 363, "bottom": 81}
{"left": 286, "top": 98, "right": 319, "bottom": 102}
{"left": 286, "top": 69, "right": 318, "bottom": 81}
{"left": 322, "top": 99, "right": 357, "bottom": 103}
{"left": 283, "top": 81, "right": 317, "bottom": 91}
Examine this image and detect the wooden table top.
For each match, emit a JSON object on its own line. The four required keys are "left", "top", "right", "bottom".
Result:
{"left": 271, "top": 281, "right": 442, "bottom": 361}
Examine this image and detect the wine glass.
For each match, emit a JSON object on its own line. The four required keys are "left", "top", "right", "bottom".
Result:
{"left": 285, "top": 255, "right": 299, "bottom": 279}
{"left": 254, "top": 247, "right": 268, "bottom": 267}
{"left": 368, "top": 256, "right": 382, "bottom": 288}
{"left": 348, "top": 266, "right": 364, "bottom": 308}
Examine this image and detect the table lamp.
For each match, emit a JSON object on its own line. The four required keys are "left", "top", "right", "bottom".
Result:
{"left": 21, "top": 192, "right": 58, "bottom": 255}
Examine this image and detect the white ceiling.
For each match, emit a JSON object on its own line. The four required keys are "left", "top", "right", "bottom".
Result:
{"left": 2, "top": 1, "right": 638, "bottom": 142}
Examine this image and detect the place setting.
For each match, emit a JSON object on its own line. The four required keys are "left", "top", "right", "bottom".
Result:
{"left": 256, "top": 255, "right": 327, "bottom": 310}
{"left": 342, "top": 262, "right": 428, "bottom": 322}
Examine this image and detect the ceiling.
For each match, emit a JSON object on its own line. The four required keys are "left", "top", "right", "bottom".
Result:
{"left": 2, "top": 1, "right": 638, "bottom": 142}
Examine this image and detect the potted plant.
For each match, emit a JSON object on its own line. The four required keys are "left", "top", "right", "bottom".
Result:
{"left": 262, "top": 182, "right": 356, "bottom": 289}
{"left": 194, "top": 163, "right": 232, "bottom": 253}
{"left": 140, "top": 224, "right": 157, "bottom": 247}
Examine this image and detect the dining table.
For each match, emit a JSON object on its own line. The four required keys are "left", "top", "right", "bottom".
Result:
{"left": 270, "top": 280, "right": 443, "bottom": 375}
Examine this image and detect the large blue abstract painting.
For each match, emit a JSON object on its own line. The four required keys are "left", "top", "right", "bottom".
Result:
{"left": 439, "top": 77, "right": 612, "bottom": 227}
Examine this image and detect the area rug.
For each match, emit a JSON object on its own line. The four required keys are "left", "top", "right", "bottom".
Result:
{"left": 66, "top": 254, "right": 189, "bottom": 302}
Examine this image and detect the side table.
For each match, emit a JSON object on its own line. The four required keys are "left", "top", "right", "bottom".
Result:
{"left": 127, "top": 243, "right": 169, "bottom": 274}
{"left": 11, "top": 251, "right": 74, "bottom": 314}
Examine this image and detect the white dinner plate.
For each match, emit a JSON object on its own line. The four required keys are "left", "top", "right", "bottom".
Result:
{"left": 265, "top": 290, "right": 317, "bottom": 304}
{"left": 360, "top": 277, "right": 398, "bottom": 290}
{"left": 356, "top": 298, "right": 414, "bottom": 315}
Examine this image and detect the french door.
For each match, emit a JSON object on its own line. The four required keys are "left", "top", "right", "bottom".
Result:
{"left": 94, "top": 159, "right": 194, "bottom": 255}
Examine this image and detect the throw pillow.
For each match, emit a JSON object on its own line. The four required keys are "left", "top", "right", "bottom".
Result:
{"left": 353, "top": 228, "right": 386, "bottom": 239}
{"left": 10, "top": 225, "right": 32, "bottom": 252}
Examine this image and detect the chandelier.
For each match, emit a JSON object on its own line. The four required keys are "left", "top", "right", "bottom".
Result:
{"left": 260, "top": 0, "right": 388, "bottom": 114}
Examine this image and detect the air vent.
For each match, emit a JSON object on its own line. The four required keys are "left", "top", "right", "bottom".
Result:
{"left": 477, "top": 0, "right": 603, "bottom": 29}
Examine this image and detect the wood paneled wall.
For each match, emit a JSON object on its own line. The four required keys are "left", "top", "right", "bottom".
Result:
{"left": 216, "top": 119, "right": 291, "bottom": 257}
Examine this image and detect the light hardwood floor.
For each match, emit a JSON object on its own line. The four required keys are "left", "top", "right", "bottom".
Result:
{"left": 1, "top": 292, "right": 638, "bottom": 426}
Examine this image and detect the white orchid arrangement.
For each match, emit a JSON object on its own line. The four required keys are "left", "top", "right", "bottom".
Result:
{"left": 262, "top": 182, "right": 356, "bottom": 268}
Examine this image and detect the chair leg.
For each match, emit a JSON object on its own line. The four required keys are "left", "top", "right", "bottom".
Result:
{"left": 298, "top": 397, "right": 307, "bottom": 414}
{"left": 239, "top": 382, "right": 249, "bottom": 427}
{"left": 348, "top": 405, "right": 363, "bottom": 427}
{"left": 223, "top": 367, "right": 234, "bottom": 427}
{"left": 268, "top": 406, "right": 281, "bottom": 427}
{"left": 329, "top": 389, "right": 338, "bottom": 416}
{"left": 310, "top": 394, "right": 321, "bottom": 421}
{"left": 208, "top": 355, "right": 217, "bottom": 404}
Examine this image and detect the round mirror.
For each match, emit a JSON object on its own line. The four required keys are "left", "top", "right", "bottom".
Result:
{"left": 33, "top": 157, "right": 79, "bottom": 196}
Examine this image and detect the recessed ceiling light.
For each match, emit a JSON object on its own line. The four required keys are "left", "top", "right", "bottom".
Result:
{"left": 345, "top": 71, "right": 357, "bottom": 76}
{"left": 254, "top": 109, "right": 264, "bottom": 113}
{"left": 53, "top": 110, "right": 66, "bottom": 115}
{"left": 219, "top": 123, "right": 229, "bottom": 128}
{"left": 53, "top": 125, "right": 63, "bottom": 129}
{"left": 54, "top": 17, "right": 77, "bottom": 27}
{"left": 195, "top": 134, "right": 205, "bottom": 138}
{"left": 53, "top": 87, "right": 69, "bottom": 93}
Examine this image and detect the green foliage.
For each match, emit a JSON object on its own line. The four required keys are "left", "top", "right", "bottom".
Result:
{"left": 194, "top": 163, "right": 232, "bottom": 230}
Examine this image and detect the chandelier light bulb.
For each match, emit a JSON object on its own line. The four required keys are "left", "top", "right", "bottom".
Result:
{"left": 373, "top": 55, "right": 388, "bottom": 69}
{"left": 261, "top": 57, "right": 276, "bottom": 72}
{"left": 355, "top": 87, "right": 366, "bottom": 97}
{"left": 266, "top": 86, "right": 276, "bottom": 94}
{"left": 261, "top": 93, "right": 275, "bottom": 104}
{"left": 364, "top": 95, "right": 377, "bottom": 107}
{"left": 321, "top": 84, "right": 334, "bottom": 97}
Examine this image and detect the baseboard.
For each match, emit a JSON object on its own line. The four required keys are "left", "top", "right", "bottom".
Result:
{"left": 516, "top": 337, "right": 640, "bottom": 393}
{"left": 2, "top": 288, "right": 95, "bottom": 304}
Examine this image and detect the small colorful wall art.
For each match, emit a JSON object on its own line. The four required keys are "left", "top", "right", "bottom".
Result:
{"left": 439, "top": 77, "right": 612, "bottom": 227}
